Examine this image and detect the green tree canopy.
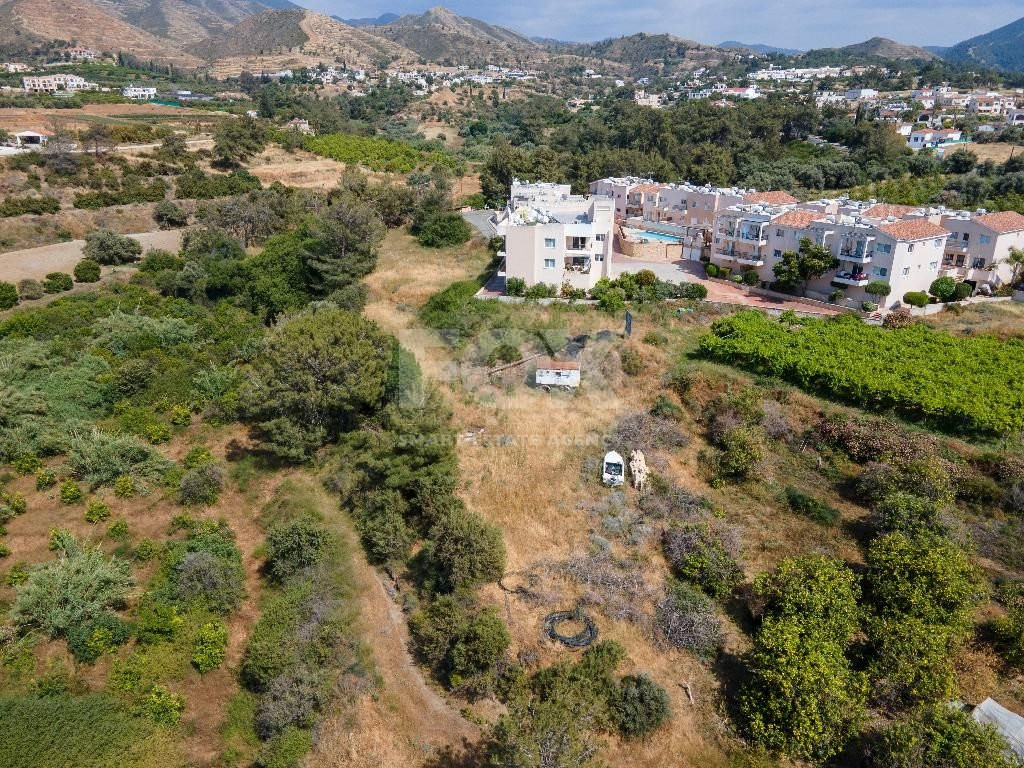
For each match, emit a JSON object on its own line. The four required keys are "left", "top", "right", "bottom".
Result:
{"left": 772, "top": 238, "right": 839, "bottom": 296}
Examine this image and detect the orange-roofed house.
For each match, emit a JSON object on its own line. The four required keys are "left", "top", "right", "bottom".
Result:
{"left": 940, "top": 209, "right": 1024, "bottom": 287}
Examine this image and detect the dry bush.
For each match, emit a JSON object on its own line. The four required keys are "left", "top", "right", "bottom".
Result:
{"left": 655, "top": 581, "right": 722, "bottom": 656}
{"left": 760, "top": 399, "right": 794, "bottom": 441}
{"left": 638, "top": 478, "right": 711, "bottom": 522}
{"left": 611, "top": 411, "right": 690, "bottom": 456}
{"left": 554, "top": 550, "right": 657, "bottom": 624}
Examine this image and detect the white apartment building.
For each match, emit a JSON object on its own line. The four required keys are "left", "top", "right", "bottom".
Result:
{"left": 711, "top": 201, "right": 950, "bottom": 307}
{"left": 22, "top": 74, "right": 97, "bottom": 93}
{"left": 2, "top": 62, "right": 29, "bottom": 73}
{"left": 940, "top": 210, "right": 1024, "bottom": 286}
{"left": 495, "top": 185, "right": 615, "bottom": 292}
{"left": 122, "top": 85, "right": 157, "bottom": 100}
{"left": 68, "top": 48, "right": 98, "bottom": 60}
{"left": 844, "top": 88, "right": 879, "bottom": 102}
{"left": 502, "top": 177, "right": 1023, "bottom": 306}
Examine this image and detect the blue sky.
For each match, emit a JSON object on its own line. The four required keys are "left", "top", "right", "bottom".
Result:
{"left": 297, "top": 0, "right": 1022, "bottom": 49}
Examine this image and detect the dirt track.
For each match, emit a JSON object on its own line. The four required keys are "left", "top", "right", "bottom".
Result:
{"left": 0, "top": 228, "right": 183, "bottom": 283}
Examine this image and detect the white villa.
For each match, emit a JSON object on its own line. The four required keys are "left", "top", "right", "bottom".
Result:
{"left": 122, "top": 85, "right": 157, "bottom": 100}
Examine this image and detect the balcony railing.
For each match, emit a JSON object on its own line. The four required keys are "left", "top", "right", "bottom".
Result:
{"left": 716, "top": 249, "right": 764, "bottom": 266}
{"left": 839, "top": 249, "right": 872, "bottom": 263}
{"left": 832, "top": 273, "right": 870, "bottom": 286}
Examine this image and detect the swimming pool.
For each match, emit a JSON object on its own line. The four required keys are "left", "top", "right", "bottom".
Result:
{"left": 624, "top": 228, "right": 685, "bottom": 243}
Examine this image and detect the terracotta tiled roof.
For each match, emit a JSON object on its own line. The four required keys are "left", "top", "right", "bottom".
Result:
{"left": 773, "top": 209, "right": 821, "bottom": 228}
{"left": 631, "top": 183, "right": 664, "bottom": 194}
{"left": 876, "top": 220, "right": 950, "bottom": 241}
{"left": 976, "top": 211, "right": 1024, "bottom": 234}
{"left": 744, "top": 191, "right": 798, "bottom": 205}
{"left": 862, "top": 203, "right": 918, "bottom": 219}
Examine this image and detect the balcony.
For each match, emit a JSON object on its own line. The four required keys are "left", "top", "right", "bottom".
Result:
{"left": 832, "top": 272, "right": 870, "bottom": 287}
{"left": 839, "top": 249, "right": 872, "bottom": 264}
{"left": 715, "top": 249, "right": 764, "bottom": 266}
{"left": 564, "top": 255, "right": 592, "bottom": 274}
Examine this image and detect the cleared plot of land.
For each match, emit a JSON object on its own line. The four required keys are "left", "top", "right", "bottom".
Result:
{"left": 0, "top": 103, "right": 218, "bottom": 133}
{"left": 924, "top": 298, "right": 1024, "bottom": 339}
{"left": 0, "top": 228, "right": 183, "bottom": 283}
{"left": 970, "top": 142, "right": 1021, "bottom": 164}
{"left": 0, "top": 203, "right": 166, "bottom": 254}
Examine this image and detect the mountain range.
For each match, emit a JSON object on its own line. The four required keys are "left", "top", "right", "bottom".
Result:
{"left": 0, "top": 2, "right": 1022, "bottom": 76}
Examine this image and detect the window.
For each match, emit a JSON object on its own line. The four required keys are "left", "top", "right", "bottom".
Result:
{"left": 972, "top": 258, "right": 986, "bottom": 269}
{"left": 934, "top": 239, "right": 943, "bottom": 247}
{"left": 908, "top": 243, "right": 915, "bottom": 252}
{"left": 776, "top": 229, "right": 784, "bottom": 237}
{"left": 980, "top": 235, "right": 992, "bottom": 244}
{"left": 773, "top": 249, "right": 782, "bottom": 258}
{"left": 544, "top": 238, "right": 556, "bottom": 248}
{"left": 569, "top": 236, "right": 587, "bottom": 250}
{"left": 929, "top": 261, "right": 937, "bottom": 269}
{"left": 902, "top": 267, "right": 910, "bottom": 276}
{"left": 872, "top": 267, "right": 888, "bottom": 277}
{"left": 951, "top": 231, "right": 959, "bottom": 240}
{"left": 963, "top": 233, "right": 970, "bottom": 243}
{"left": 543, "top": 258, "right": 556, "bottom": 268}
{"left": 595, "top": 233, "right": 606, "bottom": 241}
{"left": 876, "top": 243, "right": 892, "bottom": 254}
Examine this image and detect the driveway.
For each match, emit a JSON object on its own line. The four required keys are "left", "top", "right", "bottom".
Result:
{"left": 0, "top": 229, "right": 184, "bottom": 284}
{"left": 462, "top": 209, "right": 498, "bottom": 238}
{"left": 612, "top": 256, "right": 841, "bottom": 316}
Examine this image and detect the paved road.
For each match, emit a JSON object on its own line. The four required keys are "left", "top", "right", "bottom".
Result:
{"left": 0, "top": 229, "right": 184, "bottom": 284}
{"left": 462, "top": 209, "right": 498, "bottom": 238}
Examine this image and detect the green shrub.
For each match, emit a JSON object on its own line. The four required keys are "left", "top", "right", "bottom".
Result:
{"left": 145, "top": 422, "right": 171, "bottom": 444}
{"left": 0, "top": 281, "right": 18, "bottom": 310}
{"left": 114, "top": 474, "right": 136, "bottom": 497}
{"left": 136, "top": 600, "right": 182, "bottom": 643}
{"left": 13, "top": 453, "right": 41, "bottom": 474}
{"left": 953, "top": 282, "right": 973, "bottom": 300}
{"left": 257, "top": 726, "right": 312, "bottom": 768}
{"left": 169, "top": 404, "right": 191, "bottom": 427}
{"left": 742, "top": 270, "right": 760, "bottom": 286}
{"left": 67, "top": 429, "right": 172, "bottom": 488}
{"left": 192, "top": 621, "right": 228, "bottom": 673}
{"left": 611, "top": 674, "right": 670, "bottom": 739}
{"left": 682, "top": 282, "right": 708, "bottom": 300}
{"left": 662, "top": 524, "right": 742, "bottom": 600}
{"left": 265, "top": 519, "right": 333, "bottom": 583}
{"left": 732, "top": 274, "right": 744, "bottom": 283}
{"left": 0, "top": 542, "right": 10, "bottom": 558}
{"left": 928, "top": 276, "right": 957, "bottom": 301}
{"left": 524, "top": 282, "right": 558, "bottom": 299}
{"left": 135, "top": 538, "right": 158, "bottom": 561}
{"left": 59, "top": 480, "right": 83, "bottom": 504}
{"left": 620, "top": 346, "right": 645, "bottom": 376}
{"left": 0, "top": 195, "right": 60, "bottom": 217}
{"left": 11, "top": 544, "right": 134, "bottom": 637}
{"left": 73, "top": 259, "right": 101, "bottom": 283}
{"left": 35, "top": 469, "right": 57, "bottom": 490}
{"left": 146, "top": 685, "right": 185, "bottom": 725}
{"left": 154, "top": 200, "right": 188, "bottom": 229}
{"left": 107, "top": 519, "right": 130, "bottom": 541}
{"left": 902, "top": 291, "right": 930, "bottom": 308}
{"left": 17, "top": 279, "right": 44, "bottom": 300}
{"left": 642, "top": 331, "right": 668, "bottom": 346}
{"left": 354, "top": 490, "right": 415, "bottom": 564}
{"left": 66, "top": 612, "right": 132, "bottom": 663}
{"left": 183, "top": 446, "right": 214, "bottom": 469}
{"left": 650, "top": 394, "right": 683, "bottom": 421}
{"left": 862, "top": 301, "right": 879, "bottom": 312}
{"left": 6, "top": 561, "right": 29, "bottom": 586}
{"left": 449, "top": 606, "right": 510, "bottom": 686}
{"left": 85, "top": 499, "right": 111, "bottom": 524}
{"left": 487, "top": 343, "right": 520, "bottom": 366}
{"left": 784, "top": 487, "right": 840, "bottom": 526}
{"left": 179, "top": 464, "right": 225, "bottom": 505}
{"left": 704, "top": 263, "right": 719, "bottom": 277}
{"left": 505, "top": 277, "right": 526, "bottom": 296}
{"left": 43, "top": 272, "right": 73, "bottom": 293}
{"left": 429, "top": 507, "right": 505, "bottom": 591}
{"left": 416, "top": 212, "right": 472, "bottom": 248}
{"left": 82, "top": 229, "right": 142, "bottom": 265}
{"left": 139, "top": 248, "right": 184, "bottom": 273}
{"left": 873, "top": 705, "right": 1018, "bottom": 768}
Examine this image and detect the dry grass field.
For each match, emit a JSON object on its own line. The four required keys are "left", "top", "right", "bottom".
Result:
{"left": 354, "top": 229, "right": 886, "bottom": 766}
{"left": 970, "top": 142, "right": 1021, "bottom": 164}
{"left": 0, "top": 104, "right": 218, "bottom": 134}
{"left": 923, "top": 299, "right": 1024, "bottom": 339}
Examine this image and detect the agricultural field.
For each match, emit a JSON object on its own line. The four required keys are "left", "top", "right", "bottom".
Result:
{"left": 305, "top": 132, "right": 457, "bottom": 174}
